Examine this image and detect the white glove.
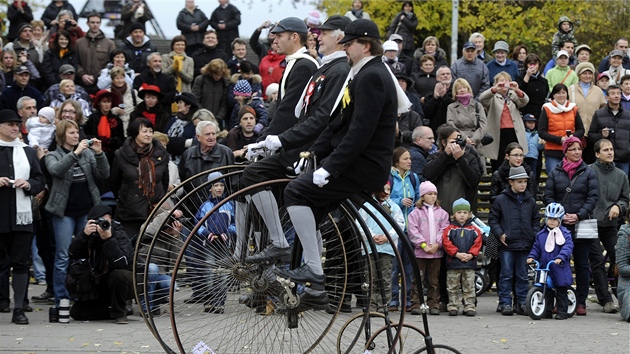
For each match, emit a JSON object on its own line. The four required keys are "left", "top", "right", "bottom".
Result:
{"left": 264, "top": 135, "right": 282, "bottom": 151}
{"left": 246, "top": 141, "right": 266, "bottom": 161}
{"left": 313, "top": 168, "right": 331, "bottom": 187}
{"left": 293, "top": 157, "right": 309, "bottom": 175}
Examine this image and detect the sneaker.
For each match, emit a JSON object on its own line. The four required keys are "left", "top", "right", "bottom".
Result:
{"left": 115, "top": 316, "right": 128, "bottom": 324}
{"left": 273, "top": 265, "right": 325, "bottom": 287}
{"left": 245, "top": 245, "right": 291, "bottom": 264}
{"left": 576, "top": 305, "right": 587, "bottom": 316}
{"left": 465, "top": 310, "right": 476, "bottom": 317}
{"left": 448, "top": 309, "right": 458, "bottom": 316}
{"left": 31, "top": 291, "right": 53, "bottom": 302}
{"left": 501, "top": 305, "right": 513, "bottom": 316}
{"left": 603, "top": 302, "right": 618, "bottom": 314}
{"left": 12, "top": 308, "right": 29, "bottom": 325}
{"left": 429, "top": 308, "right": 440, "bottom": 315}
{"left": 410, "top": 307, "right": 422, "bottom": 315}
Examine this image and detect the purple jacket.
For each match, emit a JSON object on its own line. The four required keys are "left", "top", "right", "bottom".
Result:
{"left": 407, "top": 204, "right": 450, "bottom": 259}
{"left": 528, "top": 225, "right": 574, "bottom": 287}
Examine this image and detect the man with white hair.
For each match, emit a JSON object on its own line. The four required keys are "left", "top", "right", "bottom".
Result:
{"left": 133, "top": 53, "right": 177, "bottom": 113}
{"left": 470, "top": 32, "right": 492, "bottom": 64}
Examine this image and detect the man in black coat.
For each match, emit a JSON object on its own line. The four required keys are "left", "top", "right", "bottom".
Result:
{"left": 191, "top": 30, "right": 229, "bottom": 77}
{"left": 133, "top": 53, "right": 177, "bottom": 114}
{"left": 0, "top": 66, "right": 44, "bottom": 114}
{"left": 273, "top": 20, "right": 400, "bottom": 290}
{"left": 423, "top": 66, "right": 454, "bottom": 134}
{"left": 240, "top": 16, "right": 351, "bottom": 269}
{"left": 210, "top": 0, "right": 241, "bottom": 54}
{"left": 228, "top": 17, "right": 319, "bottom": 265}
{"left": 67, "top": 204, "right": 135, "bottom": 324}
{"left": 120, "top": 23, "right": 158, "bottom": 74}
{"left": 409, "top": 126, "right": 435, "bottom": 180}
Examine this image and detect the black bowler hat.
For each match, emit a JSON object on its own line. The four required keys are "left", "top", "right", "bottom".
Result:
{"left": 338, "top": 19, "right": 380, "bottom": 44}
{"left": 271, "top": 17, "right": 308, "bottom": 34}
{"left": 395, "top": 73, "right": 414, "bottom": 87}
{"left": 175, "top": 91, "right": 199, "bottom": 110}
{"left": 0, "top": 109, "right": 21, "bottom": 124}
{"left": 318, "top": 15, "right": 351, "bottom": 31}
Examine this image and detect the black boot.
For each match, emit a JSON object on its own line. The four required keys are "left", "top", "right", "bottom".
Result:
{"left": 12, "top": 308, "right": 29, "bottom": 325}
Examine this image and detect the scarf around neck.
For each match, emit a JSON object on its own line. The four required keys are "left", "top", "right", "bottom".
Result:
{"left": 543, "top": 100, "right": 576, "bottom": 114}
{"left": 132, "top": 139, "right": 156, "bottom": 200}
{"left": 280, "top": 47, "right": 320, "bottom": 98}
{"left": 0, "top": 138, "right": 32, "bottom": 225}
{"left": 562, "top": 157, "right": 582, "bottom": 180}
{"left": 545, "top": 226, "right": 566, "bottom": 252}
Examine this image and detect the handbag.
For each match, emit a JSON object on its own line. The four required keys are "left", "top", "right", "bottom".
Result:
{"left": 575, "top": 218, "right": 598, "bottom": 239}
{"left": 561, "top": 171, "right": 598, "bottom": 240}
{"left": 474, "top": 101, "right": 493, "bottom": 145}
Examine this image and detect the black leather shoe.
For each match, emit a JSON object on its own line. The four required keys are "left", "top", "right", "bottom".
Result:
{"left": 23, "top": 304, "right": 33, "bottom": 312}
{"left": 298, "top": 288, "right": 329, "bottom": 312}
{"left": 0, "top": 303, "right": 9, "bottom": 313}
{"left": 12, "top": 308, "right": 29, "bottom": 325}
{"left": 125, "top": 305, "right": 134, "bottom": 316}
{"left": 274, "top": 265, "right": 325, "bottom": 287}
{"left": 245, "top": 245, "right": 292, "bottom": 264}
{"left": 31, "top": 291, "right": 53, "bottom": 302}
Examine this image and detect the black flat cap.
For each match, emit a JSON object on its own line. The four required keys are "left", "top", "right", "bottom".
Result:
{"left": 338, "top": 19, "right": 380, "bottom": 44}
{"left": 271, "top": 17, "right": 308, "bottom": 34}
{"left": 318, "top": 15, "right": 352, "bottom": 31}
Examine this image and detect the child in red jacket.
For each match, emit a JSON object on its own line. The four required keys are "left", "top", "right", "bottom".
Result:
{"left": 442, "top": 198, "right": 483, "bottom": 316}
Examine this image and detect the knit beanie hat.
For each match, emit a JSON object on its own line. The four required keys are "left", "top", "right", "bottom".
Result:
{"left": 508, "top": 166, "right": 529, "bottom": 180}
{"left": 38, "top": 107, "right": 56, "bottom": 124}
{"left": 130, "top": 22, "right": 145, "bottom": 34}
{"left": 265, "top": 83, "right": 279, "bottom": 97}
{"left": 562, "top": 136, "right": 582, "bottom": 154}
{"left": 87, "top": 204, "right": 113, "bottom": 220}
{"left": 238, "top": 106, "right": 256, "bottom": 120}
{"left": 419, "top": 181, "right": 437, "bottom": 198}
{"left": 452, "top": 198, "right": 470, "bottom": 213}
{"left": 207, "top": 171, "right": 225, "bottom": 185}
{"left": 307, "top": 11, "right": 320, "bottom": 26}
{"left": 233, "top": 80, "right": 252, "bottom": 96}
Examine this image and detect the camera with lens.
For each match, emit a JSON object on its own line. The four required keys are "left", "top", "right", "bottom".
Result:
{"left": 609, "top": 128, "right": 615, "bottom": 134}
{"left": 87, "top": 139, "right": 94, "bottom": 147}
{"left": 455, "top": 134, "right": 466, "bottom": 148}
{"left": 65, "top": 19, "right": 73, "bottom": 27}
{"left": 95, "top": 217, "right": 110, "bottom": 230}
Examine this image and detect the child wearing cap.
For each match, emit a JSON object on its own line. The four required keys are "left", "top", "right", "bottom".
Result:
{"left": 488, "top": 166, "right": 540, "bottom": 316}
{"left": 25, "top": 106, "right": 56, "bottom": 149}
{"left": 527, "top": 203, "right": 574, "bottom": 320}
{"left": 597, "top": 72, "right": 610, "bottom": 96}
{"left": 441, "top": 198, "right": 482, "bottom": 316}
{"left": 359, "top": 181, "right": 405, "bottom": 313}
{"left": 192, "top": 172, "right": 236, "bottom": 314}
{"left": 229, "top": 79, "right": 268, "bottom": 132}
{"left": 523, "top": 114, "right": 544, "bottom": 182}
{"left": 408, "top": 181, "right": 449, "bottom": 315}
{"left": 551, "top": 16, "right": 577, "bottom": 57}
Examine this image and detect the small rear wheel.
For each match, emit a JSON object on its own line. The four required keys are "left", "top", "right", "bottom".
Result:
{"left": 413, "top": 343, "right": 462, "bottom": 353}
{"left": 474, "top": 270, "right": 489, "bottom": 297}
{"left": 526, "top": 286, "right": 545, "bottom": 320}
{"left": 567, "top": 287, "right": 577, "bottom": 317}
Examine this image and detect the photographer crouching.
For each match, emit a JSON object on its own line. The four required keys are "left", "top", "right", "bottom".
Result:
{"left": 67, "top": 204, "right": 135, "bottom": 324}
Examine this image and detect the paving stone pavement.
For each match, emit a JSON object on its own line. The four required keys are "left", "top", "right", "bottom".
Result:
{"left": 0, "top": 284, "right": 628, "bottom": 353}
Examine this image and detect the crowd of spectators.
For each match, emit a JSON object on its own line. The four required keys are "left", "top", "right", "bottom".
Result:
{"left": 1, "top": 0, "right": 630, "bottom": 326}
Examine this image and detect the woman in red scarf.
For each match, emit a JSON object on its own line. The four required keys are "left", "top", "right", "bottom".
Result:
{"left": 129, "top": 84, "right": 169, "bottom": 133}
{"left": 85, "top": 90, "right": 124, "bottom": 164}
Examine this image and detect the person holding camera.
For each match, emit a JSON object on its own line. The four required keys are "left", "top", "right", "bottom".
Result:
{"left": 45, "top": 119, "right": 110, "bottom": 311}
{"left": 479, "top": 71, "right": 530, "bottom": 172}
{"left": 47, "top": 9, "right": 83, "bottom": 48}
{"left": 67, "top": 204, "right": 135, "bottom": 324}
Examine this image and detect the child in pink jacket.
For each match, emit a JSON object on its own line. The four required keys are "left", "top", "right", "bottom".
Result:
{"left": 407, "top": 181, "right": 450, "bottom": 315}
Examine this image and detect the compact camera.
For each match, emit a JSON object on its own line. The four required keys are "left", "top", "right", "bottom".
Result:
{"left": 455, "top": 134, "right": 466, "bottom": 148}
{"left": 65, "top": 20, "right": 74, "bottom": 27}
{"left": 87, "top": 139, "right": 94, "bottom": 147}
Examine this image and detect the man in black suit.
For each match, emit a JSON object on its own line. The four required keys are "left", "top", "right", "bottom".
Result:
{"left": 273, "top": 19, "right": 402, "bottom": 290}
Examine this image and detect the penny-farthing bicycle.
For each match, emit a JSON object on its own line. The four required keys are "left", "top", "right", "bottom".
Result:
{"left": 133, "top": 154, "right": 460, "bottom": 353}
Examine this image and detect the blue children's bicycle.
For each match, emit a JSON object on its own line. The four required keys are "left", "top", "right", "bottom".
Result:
{"left": 525, "top": 260, "right": 577, "bottom": 320}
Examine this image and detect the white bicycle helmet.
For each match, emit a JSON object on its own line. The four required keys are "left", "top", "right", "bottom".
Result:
{"left": 545, "top": 202, "right": 565, "bottom": 219}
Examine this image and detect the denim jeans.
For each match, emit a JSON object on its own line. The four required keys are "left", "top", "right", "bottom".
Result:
{"left": 390, "top": 240, "right": 413, "bottom": 308}
{"left": 141, "top": 263, "right": 172, "bottom": 311}
{"left": 616, "top": 162, "right": 629, "bottom": 176}
{"left": 545, "top": 155, "right": 562, "bottom": 175}
{"left": 498, "top": 249, "right": 529, "bottom": 305}
{"left": 573, "top": 240, "right": 593, "bottom": 306}
{"left": 31, "top": 237, "right": 45, "bottom": 281}
{"left": 52, "top": 214, "right": 88, "bottom": 306}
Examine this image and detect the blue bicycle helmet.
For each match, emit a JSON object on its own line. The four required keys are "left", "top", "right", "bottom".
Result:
{"left": 545, "top": 203, "right": 565, "bottom": 219}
